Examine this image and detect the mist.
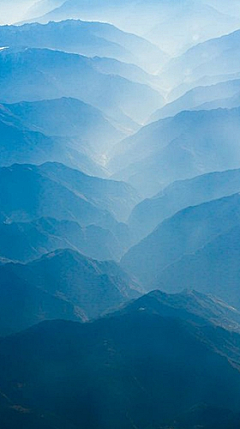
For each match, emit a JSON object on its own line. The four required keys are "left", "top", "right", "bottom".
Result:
{"left": 1, "top": 2, "right": 240, "bottom": 429}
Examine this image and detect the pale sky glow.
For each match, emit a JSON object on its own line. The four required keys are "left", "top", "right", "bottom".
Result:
{"left": 0, "top": 0, "right": 64, "bottom": 24}
{"left": 0, "top": 0, "right": 36, "bottom": 24}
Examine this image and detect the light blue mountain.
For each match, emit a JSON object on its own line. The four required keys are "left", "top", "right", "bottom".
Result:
{"left": 37, "top": 0, "right": 240, "bottom": 55}
{"left": 151, "top": 79, "right": 240, "bottom": 122}
{"left": 121, "top": 193, "right": 240, "bottom": 287}
{"left": 129, "top": 168, "right": 240, "bottom": 241}
{"left": 0, "top": 97, "right": 123, "bottom": 162}
{"left": 0, "top": 47, "right": 164, "bottom": 130}
{"left": 110, "top": 108, "right": 240, "bottom": 196}
{"left": 157, "top": 225, "right": 240, "bottom": 310}
{"left": 0, "top": 20, "right": 166, "bottom": 74}
{"left": 160, "top": 28, "right": 240, "bottom": 91}
{"left": 0, "top": 162, "right": 139, "bottom": 224}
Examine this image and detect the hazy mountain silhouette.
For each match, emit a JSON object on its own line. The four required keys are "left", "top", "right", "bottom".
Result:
{"left": 161, "top": 28, "right": 240, "bottom": 91}
{"left": 157, "top": 225, "right": 240, "bottom": 310}
{"left": 0, "top": 20, "right": 166, "bottom": 74}
{"left": 0, "top": 217, "right": 131, "bottom": 262}
{"left": 37, "top": 0, "right": 240, "bottom": 55}
{"left": 0, "top": 100, "right": 123, "bottom": 175}
{"left": 0, "top": 248, "right": 139, "bottom": 335}
{"left": 1, "top": 97, "right": 124, "bottom": 159}
{"left": 129, "top": 168, "right": 240, "bottom": 240}
{"left": 151, "top": 79, "right": 240, "bottom": 122}
{"left": 0, "top": 162, "right": 139, "bottom": 224}
{"left": 1, "top": 3, "right": 240, "bottom": 428}
{"left": 122, "top": 193, "right": 240, "bottom": 287}
{"left": 0, "top": 47, "right": 164, "bottom": 129}
{"left": 110, "top": 108, "right": 240, "bottom": 196}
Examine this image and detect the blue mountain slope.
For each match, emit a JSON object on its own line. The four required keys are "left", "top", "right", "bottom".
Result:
{"left": 122, "top": 193, "right": 240, "bottom": 287}
{"left": 129, "top": 168, "right": 240, "bottom": 240}
{"left": 0, "top": 47, "right": 164, "bottom": 130}
{"left": 110, "top": 107, "right": 240, "bottom": 196}
{"left": 0, "top": 20, "right": 167, "bottom": 74}
{"left": 0, "top": 97, "right": 123, "bottom": 161}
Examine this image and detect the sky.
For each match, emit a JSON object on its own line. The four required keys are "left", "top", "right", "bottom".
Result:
{"left": 0, "top": 0, "right": 37, "bottom": 23}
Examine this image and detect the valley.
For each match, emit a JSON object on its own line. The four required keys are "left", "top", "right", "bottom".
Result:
{"left": 1, "top": 1, "right": 240, "bottom": 428}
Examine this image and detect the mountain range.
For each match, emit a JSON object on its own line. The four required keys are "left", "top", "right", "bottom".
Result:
{"left": 157, "top": 224, "right": 240, "bottom": 310}
{"left": 0, "top": 20, "right": 166, "bottom": 74}
{"left": 122, "top": 193, "right": 240, "bottom": 287}
{"left": 0, "top": 217, "right": 128, "bottom": 262}
{"left": 0, "top": 162, "right": 140, "bottom": 261}
{"left": 129, "top": 168, "right": 240, "bottom": 240}
{"left": 152, "top": 79, "right": 240, "bottom": 122}
{"left": 110, "top": 107, "right": 240, "bottom": 196}
{"left": 35, "top": 0, "right": 240, "bottom": 55}
{"left": 0, "top": 248, "right": 140, "bottom": 336}
{"left": 0, "top": 162, "right": 139, "bottom": 223}
{"left": 0, "top": 97, "right": 124, "bottom": 160}
{"left": 0, "top": 98, "right": 125, "bottom": 176}
{"left": 2, "top": 2, "right": 240, "bottom": 429}
{"left": 160, "top": 28, "right": 240, "bottom": 92}
{"left": 0, "top": 47, "right": 164, "bottom": 130}
{"left": 1, "top": 289, "right": 240, "bottom": 428}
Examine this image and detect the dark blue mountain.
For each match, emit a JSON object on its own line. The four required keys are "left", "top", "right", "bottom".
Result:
{"left": 0, "top": 289, "right": 240, "bottom": 428}
{"left": 0, "top": 248, "right": 140, "bottom": 335}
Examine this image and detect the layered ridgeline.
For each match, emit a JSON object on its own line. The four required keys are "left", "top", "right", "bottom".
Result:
{"left": 0, "top": 47, "right": 164, "bottom": 131}
{"left": 1, "top": 290, "right": 240, "bottom": 428}
{"left": 1, "top": 3, "right": 240, "bottom": 429}
{"left": 32, "top": 0, "right": 240, "bottom": 55}
{"left": 156, "top": 224, "right": 240, "bottom": 306}
{"left": 0, "top": 162, "right": 139, "bottom": 261}
{"left": 0, "top": 98, "right": 123, "bottom": 175}
{"left": 0, "top": 20, "right": 166, "bottom": 75}
{"left": 0, "top": 248, "right": 140, "bottom": 336}
{"left": 129, "top": 168, "right": 240, "bottom": 241}
{"left": 153, "top": 28, "right": 240, "bottom": 120}
{"left": 118, "top": 289, "right": 240, "bottom": 333}
{"left": 144, "top": 1, "right": 240, "bottom": 55}
{"left": 109, "top": 107, "right": 240, "bottom": 196}
{"left": 0, "top": 162, "right": 139, "bottom": 223}
{"left": 160, "top": 27, "right": 240, "bottom": 97}
{"left": 0, "top": 218, "right": 113, "bottom": 262}
{"left": 151, "top": 79, "right": 240, "bottom": 122}
{"left": 0, "top": 217, "right": 129, "bottom": 263}
{"left": 122, "top": 192, "right": 240, "bottom": 294}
